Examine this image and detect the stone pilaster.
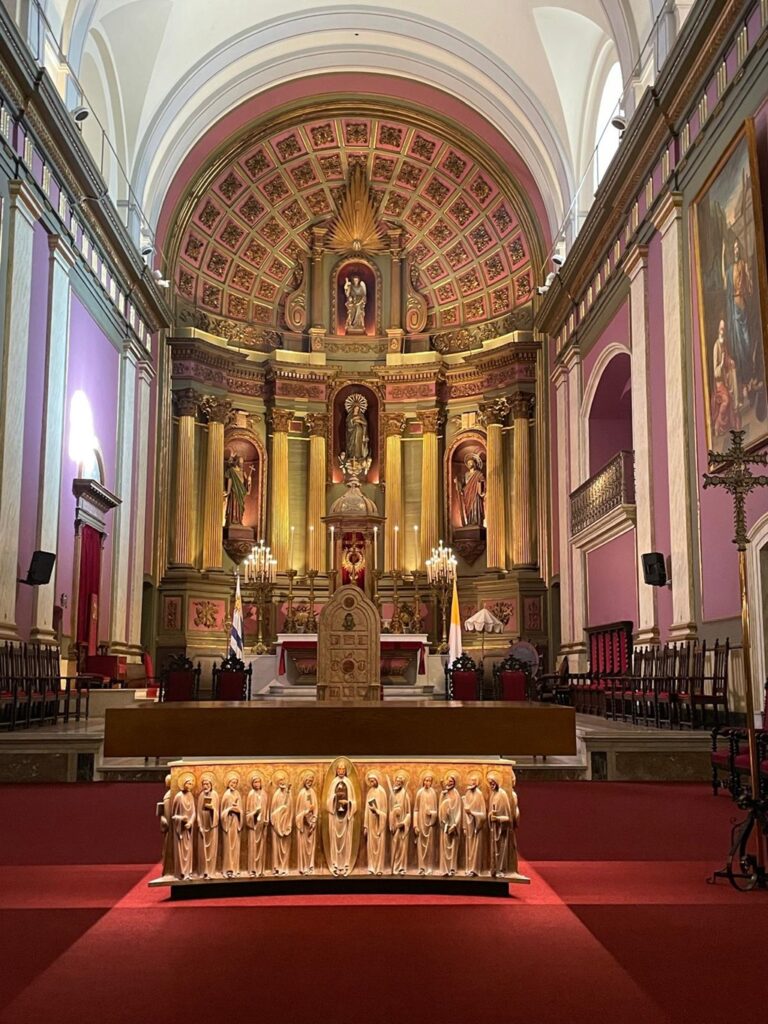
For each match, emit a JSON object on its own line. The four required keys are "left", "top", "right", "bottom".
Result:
{"left": 127, "top": 359, "right": 154, "bottom": 650}
{"left": 624, "top": 243, "right": 659, "bottom": 644}
{"left": 306, "top": 412, "right": 328, "bottom": 572}
{"left": 199, "top": 396, "right": 231, "bottom": 572}
{"left": 109, "top": 341, "right": 139, "bottom": 654}
{"left": 511, "top": 391, "right": 534, "bottom": 566}
{"left": 416, "top": 409, "right": 442, "bottom": 564}
{"left": 383, "top": 413, "right": 406, "bottom": 572}
{"left": 171, "top": 389, "right": 198, "bottom": 567}
{"left": 0, "top": 181, "right": 42, "bottom": 639}
{"left": 564, "top": 348, "right": 587, "bottom": 660}
{"left": 654, "top": 193, "right": 696, "bottom": 640}
{"left": 483, "top": 401, "right": 508, "bottom": 571}
{"left": 30, "top": 234, "right": 75, "bottom": 643}
{"left": 553, "top": 364, "right": 572, "bottom": 649}
{"left": 270, "top": 408, "right": 293, "bottom": 569}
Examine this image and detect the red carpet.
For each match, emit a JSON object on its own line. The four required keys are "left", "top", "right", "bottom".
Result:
{"left": 0, "top": 782, "right": 766, "bottom": 1024}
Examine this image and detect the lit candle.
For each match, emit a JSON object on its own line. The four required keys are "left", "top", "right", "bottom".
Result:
{"left": 289, "top": 525, "right": 295, "bottom": 569}
{"left": 394, "top": 525, "right": 399, "bottom": 569}
{"left": 413, "top": 524, "right": 419, "bottom": 570}
{"left": 308, "top": 525, "right": 314, "bottom": 571}
{"left": 373, "top": 526, "right": 378, "bottom": 570}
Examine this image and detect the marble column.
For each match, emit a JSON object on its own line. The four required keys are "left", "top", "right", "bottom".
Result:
{"left": 306, "top": 412, "right": 328, "bottom": 572}
{"left": 127, "top": 359, "right": 154, "bottom": 650}
{"left": 553, "top": 365, "right": 572, "bottom": 649}
{"left": 270, "top": 408, "right": 293, "bottom": 569}
{"left": 511, "top": 391, "right": 534, "bottom": 567}
{"left": 199, "top": 396, "right": 230, "bottom": 572}
{"left": 484, "top": 402, "right": 507, "bottom": 571}
{"left": 564, "top": 347, "right": 587, "bottom": 659}
{"left": 654, "top": 193, "right": 696, "bottom": 640}
{"left": 383, "top": 413, "right": 406, "bottom": 572}
{"left": 417, "top": 409, "right": 442, "bottom": 563}
{"left": 171, "top": 389, "right": 199, "bottom": 567}
{"left": 0, "top": 181, "right": 42, "bottom": 639}
{"left": 30, "top": 234, "right": 75, "bottom": 642}
{"left": 109, "top": 341, "right": 139, "bottom": 654}
{"left": 624, "top": 243, "right": 659, "bottom": 644}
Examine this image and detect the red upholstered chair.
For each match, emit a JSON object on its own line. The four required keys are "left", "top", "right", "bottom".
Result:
{"left": 212, "top": 656, "right": 252, "bottom": 701}
{"left": 493, "top": 656, "right": 529, "bottom": 701}
{"left": 160, "top": 656, "right": 201, "bottom": 702}
{"left": 445, "top": 654, "right": 481, "bottom": 701}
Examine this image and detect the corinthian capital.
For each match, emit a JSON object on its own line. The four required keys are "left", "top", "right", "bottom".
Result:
{"left": 383, "top": 413, "right": 406, "bottom": 438}
{"left": 510, "top": 391, "right": 534, "bottom": 420}
{"left": 415, "top": 409, "right": 444, "bottom": 433}
{"left": 198, "top": 395, "right": 231, "bottom": 424}
{"left": 271, "top": 408, "right": 294, "bottom": 433}
{"left": 173, "top": 388, "right": 200, "bottom": 418}
{"left": 305, "top": 412, "right": 329, "bottom": 437}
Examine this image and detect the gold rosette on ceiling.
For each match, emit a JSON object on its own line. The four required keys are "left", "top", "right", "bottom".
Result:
{"left": 327, "top": 165, "right": 384, "bottom": 252}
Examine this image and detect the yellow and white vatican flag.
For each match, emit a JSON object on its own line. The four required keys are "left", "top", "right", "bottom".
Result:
{"left": 229, "top": 574, "right": 244, "bottom": 661}
{"left": 448, "top": 576, "right": 462, "bottom": 666}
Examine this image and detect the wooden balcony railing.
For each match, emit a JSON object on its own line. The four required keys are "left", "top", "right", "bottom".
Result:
{"left": 570, "top": 450, "right": 635, "bottom": 536}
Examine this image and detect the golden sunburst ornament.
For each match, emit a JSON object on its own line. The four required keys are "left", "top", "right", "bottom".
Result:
{"left": 327, "top": 165, "right": 384, "bottom": 252}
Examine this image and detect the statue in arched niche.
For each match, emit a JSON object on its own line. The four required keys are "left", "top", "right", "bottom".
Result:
{"left": 344, "top": 274, "right": 367, "bottom": 333}
{"left": 339, "top": 393, "right": 372, "bottom": 480}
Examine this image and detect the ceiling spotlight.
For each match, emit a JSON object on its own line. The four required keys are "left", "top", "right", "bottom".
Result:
{"left": 552, "top": 252, "right": 564, "bottom": 267}
{"left": 71, "top": 105, "right": 90, "bottom": 124}
{"left": 611, "top": 110, "right": 627, "bottom": 132}
{"left": 140, "top": 243, "right": 154, "bottom": 258}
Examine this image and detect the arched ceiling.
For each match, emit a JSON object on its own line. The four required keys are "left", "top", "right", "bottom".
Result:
{"left": 172, "top": 108, "right": 536, "bottom": 331}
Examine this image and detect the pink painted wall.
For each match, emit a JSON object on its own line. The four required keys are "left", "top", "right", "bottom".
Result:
{"left": 582, "top": 299, "right": 630, "bottom": 385}
{"left": 693, "top": 97, "right": 768, "bottom": 623}
{"left": 586, "top": 530, "right": 639, "bottom": 628}
{"left": 646, "top": 232, "right": 674, "bottom": 638}
{"left": 16, "top": 222, "right": 49, "bottom": 638}
{"left": 587, "top": 352, "right": 632, "bottom": 474}
{"left": 56, "top": 296, "right": 119, "bottom": 643}
{"left": 549, "top": 335, "right": 559, "bottom": 577}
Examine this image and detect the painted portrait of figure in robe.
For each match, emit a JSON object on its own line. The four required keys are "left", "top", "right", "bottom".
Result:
{"left": 693, "top": 120, "right": 768, "bottom": 452}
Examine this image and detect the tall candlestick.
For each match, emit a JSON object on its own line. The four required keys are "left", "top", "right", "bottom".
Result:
{"left": 413, "top": 523, "right": 419, "bottom": 571}
{"left": 373, "top": 526, "right": 378, "bottom": 570}
{"left": 308, "top": 525, "right": 314, "bottom": 572}
{"left": 394, "top": 524, "right": 399, "bottom": 570}
{"left": 330, "top": 524, "right": 335, "bottom": 565}
{"left": 289, "top": 525, "right": 295, "bottom": 569}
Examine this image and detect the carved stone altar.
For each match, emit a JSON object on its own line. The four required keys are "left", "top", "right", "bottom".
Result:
{"left": 317, "top": 584, "right": 381, "bottom": 702}
{"left": 152, "top": 756, "right": 526, "bottom": 889}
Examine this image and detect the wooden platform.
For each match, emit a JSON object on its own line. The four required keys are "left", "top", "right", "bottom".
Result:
{"left": 103, "top": 700, "right": 576, "bottom": 758}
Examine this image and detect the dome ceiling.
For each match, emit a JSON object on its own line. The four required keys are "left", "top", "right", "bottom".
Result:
{"left": 173, "top": 111, "right": 536, "bottom": 333}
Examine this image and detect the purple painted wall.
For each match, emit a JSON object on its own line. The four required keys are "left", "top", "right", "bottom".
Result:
{"left": 16, "top": 223, "right": 49, "bottom": 638}
{"left": 646, "top": 233, "right": 674, "bottom": 638}
{"left": 57, "top": 296, "right": 119, "bottom": 642}
{"left": 549, "top": 335, "right": 559, "bottom": 577}
{"left": 586, "top": 529, "right": 639, "bottom": 628}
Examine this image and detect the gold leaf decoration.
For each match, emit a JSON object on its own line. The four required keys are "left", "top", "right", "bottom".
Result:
{"left": 327, "top": 165, "right": 384, "bottom": 252}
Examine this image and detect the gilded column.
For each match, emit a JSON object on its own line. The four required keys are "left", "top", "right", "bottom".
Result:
{"left": 30, "top": 234, "right": 75, "bottom": 642}
{"left": 171, "top": 389, "right": 198, "bottom": 567}
{"left": 511, "top": 392, "right": 534, "bottom": 566}
{"left": 383, "top": 413, "right": 406, "bottom": 572}
{"left": 484, "top": 402, "right": 508, "bottom": 571}
{"left": 306, "top": 412, "right": 328, "bottom": 572}
{"left": 654, "top": 193, "right": 696, "bottom": 640}
{"left": 416, "top": 409, "right": 442, "bottom": 563}
{"left": 270, "top": 408, "right": 293, "bottom": 569}
{"left": 0, "top": 181, "right": 42, "bottom": 639}
{"left": 200, "top": 396, "right": 231, "bottom": 572}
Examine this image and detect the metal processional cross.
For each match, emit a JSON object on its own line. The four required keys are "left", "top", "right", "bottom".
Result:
{"left": 703, "top": 429, "right": 768, "bottom": 884}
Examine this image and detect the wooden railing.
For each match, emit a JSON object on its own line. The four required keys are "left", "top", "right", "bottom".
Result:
{"left": 570, "top": 450, "right": 635, "bottom": 536}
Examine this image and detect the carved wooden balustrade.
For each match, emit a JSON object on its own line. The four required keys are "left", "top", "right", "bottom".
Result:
{"left": 569, "top": 450, "right": 635, "bottom": 537}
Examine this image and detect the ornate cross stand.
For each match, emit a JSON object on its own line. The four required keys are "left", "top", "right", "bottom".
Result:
{"left": 704, "top": 430, "right": 768, "bottom": 890}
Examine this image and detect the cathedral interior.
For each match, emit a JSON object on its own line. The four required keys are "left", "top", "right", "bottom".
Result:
{"left": 0, "top": 2, "right": 767, "bottom": 1022}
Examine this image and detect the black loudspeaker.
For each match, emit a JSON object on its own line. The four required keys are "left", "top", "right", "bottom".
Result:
{"left": 21, "top": 551, "right": 56, "bottom": 586}
{"left": 641, "top": 552, "right": 667, "bottom": 587}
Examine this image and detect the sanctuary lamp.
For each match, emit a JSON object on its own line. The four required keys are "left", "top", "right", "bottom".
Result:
{"left": 426, "top": 542, "right": 457, "bottom": 653}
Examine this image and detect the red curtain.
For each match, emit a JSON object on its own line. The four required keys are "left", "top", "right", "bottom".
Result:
{"left": 77, "top": 525, "right": 102, "bottom": 647}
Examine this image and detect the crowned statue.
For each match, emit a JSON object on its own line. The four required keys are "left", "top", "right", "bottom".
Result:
{"left": 344, "top": 274, "right": 367, "bottom": 334}
{"left": 339, "top": 393, "right": 372, "bottom": 480}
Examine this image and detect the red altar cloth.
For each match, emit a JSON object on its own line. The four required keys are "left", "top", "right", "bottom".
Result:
{"left": 278, "top": 638, "right": 426, "bottom": 675}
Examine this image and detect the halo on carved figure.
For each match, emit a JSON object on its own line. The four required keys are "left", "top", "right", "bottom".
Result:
{"left": 200, "top": 771, "right": 216, "bottom": 786}
{"left": 464, "top": 450, "right": 484, "bottom": 470}
{"left": 365, "top": 769, "right": 381, "bottom": 786}
{"left": 391, "top": 768, "right": 410, "bottom": 787}
{"left": 466, "top": 770, "right": 483, "bottom": 787}
{"left": 344, "top": 392, "right": 368, "bottom": 414}
{"left": 300, "top": 768, "right": 316, "bottom": 786}
{"left": 225, "top": 772, "right": 241, "bottom": 787}
{"left": 418, "top": 767, "right": 436, "bottom": 785}
{"left": 271, "top": 769, "right": 289, "bottom": 787}
{"left": 441, "top": 769, "right": 462, "bottom": 789}
{"left": 179, "top": 772, "right": 196, "bottom": 789}
{"left": 486, "top": 770, "right": 503, "bottom": 787}
{"left": 248, "top": 770, "right": 264, "bottom": 787}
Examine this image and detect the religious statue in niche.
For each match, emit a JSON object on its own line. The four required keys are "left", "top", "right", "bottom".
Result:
{"left": 454, "top": 451, "right": 486, "bottom": 527}
{"left": 438, "top": 772, "right": 462, "bottom": 877}
{"left": 223, "top": 453, "right": 254, "bottom": 526}
{"left": 364, "top": 770, "right": 388, "bottom": 876}
{"left": 327, "top": 759, "right": 358, "bottom": 876}
{"left": 462, "top": 772, "right": 487, "bottom": 877}
{"left": 295, "top": 770, "right": 319, "bottom": 875}
{"left": 413, "top": 771, "right": 438, "bottom": 876}
{"left": 488, "top": 771, "right": 518, "bottom": 878}
{"left": 171, "top": 774, "right": 196, "bottom": 879}
{"left": 388, "top": 771, "right": 411, "bottom": 875}
{"left": 270, "top": 771, "right": 293, "bottom": 875}
{"left": 220, "top": 773, "right": 243, "bottom": 877}
{"left": 344, "top": 274, "right": 367, "bottom": 334}
{"left": 246, "top": 772, "right": 269, "bottom": 877}
{"left": 196, "top": 774, "right": 220, "bottom": 879}
{"left": 339, "top": 393, "right": 372, "bottom": 479}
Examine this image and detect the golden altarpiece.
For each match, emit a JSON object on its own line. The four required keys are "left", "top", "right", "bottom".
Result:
{"left": 153, "top": 102, "right": 549, "bottom": 687}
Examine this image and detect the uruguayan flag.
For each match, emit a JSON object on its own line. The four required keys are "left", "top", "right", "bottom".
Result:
{"left": 229, "top": 575, "right": 244, "bottom": 660}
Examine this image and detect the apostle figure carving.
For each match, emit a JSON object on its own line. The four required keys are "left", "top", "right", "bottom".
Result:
{"left": 223, "top": 453, "right": 253, "bottom": 526}
{"left": 344, "top": 274, "right": 367, "bottom": 333}
{"left": 438, "top": 772, "right": 462, "bottom": 877}
{"left": 158, "top": 773, "right": 173, "bottom": 877}
{"left": 389, "top": 772, "right": 411, "bottom": 875}
{"left": 454, "top": 453, "right": 486, "bottom": 528}
{"left": 196, "top": 774, "right": 220, "bottom": 879}
{"left": 171, "top": 774, "right": 196, "bottom": 879}
{"left": 220, "top": 774, "right": 243, "bottom": 877}
{"left": 327, "top": 760, "right": 357, "bottom": 876}
{"left": 488, "top": 772, "right": 515, "bottom": 877}
{"left": 363, "top": 770, "right": 388, "bottom": 876}
{"left": 246, "top": 772, "right": 269, "bottom": 877}
{"left": 413, "top": 771, "right": 438, "bottom": 876}
{"left": 462, "top": 772, "right": 487, "bottom": 876}
{"left": 270, "top": 771, "right": 293, "bottom": 875}
{"left": 295, "top": 771, "right": 319, "bottom": 875}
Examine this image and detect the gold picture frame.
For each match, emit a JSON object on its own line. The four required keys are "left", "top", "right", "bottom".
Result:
{"left": 692, "top": 118, "right": 768, "bottom": 453}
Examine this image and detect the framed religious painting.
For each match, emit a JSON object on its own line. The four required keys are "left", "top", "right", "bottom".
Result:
{"left": 692, "top": 118, "right": 768, "bottom": 453}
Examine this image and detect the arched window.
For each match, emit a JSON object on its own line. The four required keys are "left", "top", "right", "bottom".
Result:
{"left": 594, "top": 62, "right": 623, "bottom": 186}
